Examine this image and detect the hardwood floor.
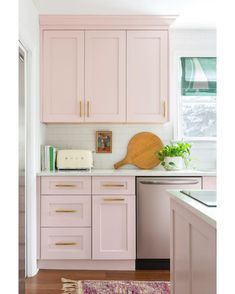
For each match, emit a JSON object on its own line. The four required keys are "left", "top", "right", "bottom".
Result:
{"left": 26, "top": 269, "right": 170, "bottom": 294}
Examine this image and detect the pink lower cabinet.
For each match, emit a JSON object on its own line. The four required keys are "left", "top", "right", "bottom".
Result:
{"left": 92, "top": 176, "right": 135, "bottom": 195}
{"left": 39, "top": 176, "right": 92, "bottom": 263}
{"left": 170, "top": 200, "right": 216, "bottom": 294}
{"left": 203, "top": 176, "right": 216, "bottom": 189}
{"left": 92, "top": 195, "right": 136, "bottom": 260}
{"left": 41, "top": 176, "right": 91, "bottom": 195}
{"left": 38, "top": 175, "right": 136, "bottom": 269}
{"left": 41, "top": 228, "right": 91, "bottom": 259}
{"left": 41, "top": 195, "right": 91, "bottom": 227}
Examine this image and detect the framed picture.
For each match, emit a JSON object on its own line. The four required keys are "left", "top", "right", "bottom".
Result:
{"left": 96, "top": 131, "right": 112, "bottom": 153}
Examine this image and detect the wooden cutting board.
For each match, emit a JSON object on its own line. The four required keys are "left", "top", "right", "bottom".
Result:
{"left": 114, "top": 132, "right": 163, "bottom": 169}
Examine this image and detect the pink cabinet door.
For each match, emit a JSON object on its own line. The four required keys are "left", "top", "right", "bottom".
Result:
{"left": 85, "top": 31, "right": 126, "bottom": 122}
{"left": 92, "top": 195, "right": 135, "bottom": 260}
{"left": 171, "top": 200, "right": 216, "bottom": 294}
{"left": 203, "top": 177, "right": 216, "bottom": 189}
{"left": 41, "top": 228, "right": 91, "bottom": 259}
{"left": 42, "top": 31, "right": 84, "bottom": 122}
{"left": 127, "top": 31, "right": 168, "bottom": 123}
{"left": 41, "top": 195, "right": 91, "bottom": 227}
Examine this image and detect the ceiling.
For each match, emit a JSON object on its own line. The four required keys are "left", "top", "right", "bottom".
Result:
{"left": 32, "top": 0, "right": 216, "bottom": 29}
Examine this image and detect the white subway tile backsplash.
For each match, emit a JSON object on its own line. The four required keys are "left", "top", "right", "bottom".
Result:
{"left": 43, "top": 124, "right": 216, "bottom": 170}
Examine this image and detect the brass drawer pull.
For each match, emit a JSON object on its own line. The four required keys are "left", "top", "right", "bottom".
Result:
{"left": 102, "top": 184, "right": 125, "bottom": 187}
{"left": 55, "top": 210, "right": 77, "bottom": 213}
{"left": 103, "top": 198, "right": 125, "bottom": 202}
{"left": 55, "top": 242, "right": 77, "bottom": 246}
{"left": 55, "top": 184, "right": 77, "bottom": 188}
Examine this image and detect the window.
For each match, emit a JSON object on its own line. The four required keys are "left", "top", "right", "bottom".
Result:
{"left": 179, "top": 57, "right": 216, "bottom": 140}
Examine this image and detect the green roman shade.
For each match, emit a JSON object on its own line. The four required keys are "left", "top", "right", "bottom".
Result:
{"left": 181, "top": 57, "right": 216, "bottom": 96}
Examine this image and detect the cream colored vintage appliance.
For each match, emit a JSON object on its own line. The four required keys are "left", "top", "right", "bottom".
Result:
{"left": 56, "top": 150, "right": 93, "bottom": 170}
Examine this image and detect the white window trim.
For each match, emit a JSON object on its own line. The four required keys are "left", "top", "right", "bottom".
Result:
{"left": 171, "top": 51, "right": 217, "bottom": 142}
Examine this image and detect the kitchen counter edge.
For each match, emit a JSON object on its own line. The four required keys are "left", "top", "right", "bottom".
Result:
{"left": 37, "top": 169, "right": 216, "bottom": 177}
{"left": 168, "top": 190, "right": 216, "bottom": 228}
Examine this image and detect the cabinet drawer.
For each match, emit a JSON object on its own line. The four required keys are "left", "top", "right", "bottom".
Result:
{"left": 41, "top": 177, "right": 91, "bottom": 195}
{"left": 41, "top": 228, "right": 91, "bottom": 260}
{"left": 41, "top": 195, "right": 91, "bottom": 227}
{"left": 92, "top": 176, "right": 135, "bottom": 195}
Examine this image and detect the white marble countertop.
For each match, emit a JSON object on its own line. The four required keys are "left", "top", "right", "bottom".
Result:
{"left": 37, "top": 168, "right": 216, "bottom": 177}
{"left": 168, "top": 190, "right": 216, "bottom": 228}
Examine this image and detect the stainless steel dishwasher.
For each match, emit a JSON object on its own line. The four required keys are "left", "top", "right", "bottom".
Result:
{"left": 136, "top": 177, "right": 202, "bottom": 269}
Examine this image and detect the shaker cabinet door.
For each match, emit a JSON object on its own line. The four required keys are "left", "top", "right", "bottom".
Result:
{"left": 41, "top": 29, "right": 170, "bottom": 123}
{"left": 127, "top": 31, "right": 168, "bottom": 123}
{"left": 85, "top": 31, "right": 126, "bottom": 122}
{"left": 92, "top": 195, "right": 135, "bottom": 260}
{"left": 171, "top": 201, "right": 216, "bottom": 294}
{"left": 41, "top": 31, "right": 85, "bottom": 122}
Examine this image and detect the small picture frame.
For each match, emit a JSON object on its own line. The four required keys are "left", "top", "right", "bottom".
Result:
{"left": 96, "top": 131, "right": 112, "bottom": 153}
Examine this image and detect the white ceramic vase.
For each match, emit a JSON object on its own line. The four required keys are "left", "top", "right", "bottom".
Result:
{"left": 163, "top": 156, "right": 184, "bottom": 171}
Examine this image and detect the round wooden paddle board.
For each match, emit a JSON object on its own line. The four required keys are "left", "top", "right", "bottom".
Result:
{"left": 114, "top": 132, "right": 163, "bottom": 169}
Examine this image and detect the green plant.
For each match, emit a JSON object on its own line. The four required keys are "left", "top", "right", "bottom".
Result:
{"left": 157, "top": 142, "right": 192, "bottom": 169}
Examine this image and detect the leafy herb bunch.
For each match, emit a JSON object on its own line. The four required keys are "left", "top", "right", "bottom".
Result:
{"left": 157, "top": 142, "right": 192, "bottom": 168}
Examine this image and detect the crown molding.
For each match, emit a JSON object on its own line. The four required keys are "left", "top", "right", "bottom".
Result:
{"left": 39, "top": 15, "right": 177, "bottom": 30}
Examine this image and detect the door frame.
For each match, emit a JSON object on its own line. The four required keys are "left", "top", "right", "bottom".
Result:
{"left": 19, "top": 39, "right": 39, "bottom": 277}
{"left": 19, "top": 41, "right": 28, "bottom": 277}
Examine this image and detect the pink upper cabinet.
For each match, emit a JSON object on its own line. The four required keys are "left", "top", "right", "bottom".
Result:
{"left": 127, "top": 31, "right": 168, "bottom": 123}
{"left": 40, "top": 16, "right": 175, "bottom": 124}
{"left": 85, "top": 31, "right": 126, "bottom": 122}
{"left": 41, "top": 31, "right": 85, "bottom": 123}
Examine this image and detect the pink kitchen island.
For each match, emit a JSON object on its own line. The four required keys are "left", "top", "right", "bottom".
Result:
{"left": 168, "top": 190, "right": 216, "bottom": 294}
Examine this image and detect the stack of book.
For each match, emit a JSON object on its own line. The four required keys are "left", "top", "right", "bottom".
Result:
{"left": 41, "top": 145, "right": 57, "bottom": 171}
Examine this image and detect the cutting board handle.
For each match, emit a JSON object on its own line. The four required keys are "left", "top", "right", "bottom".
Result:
{"left": 114, "top": 159, "right": 128, "bottom": 169}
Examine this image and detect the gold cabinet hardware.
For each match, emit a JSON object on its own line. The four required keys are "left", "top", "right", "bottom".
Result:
{"left": 55, "top": 209, "right": 77, "bottom": 213}
{"left": 55, "top": 242, "right": 77, "bottom": 246}
{"left": 79, "top": 101, "right": 82, "bottom": 117}
{"left": 102, "top": 184, "right": 125, "bottom": 187}
{"left": 103, "top": 198, "right": 125, "bottom": 202}
{"left": 163, "top": 101, "right": 167, "bottom": 118}
{"left": 87, "top": 101, "right": 90, "bottom": 117}
{"left": 55, "top": 184, "right": 76, "bottom": 188}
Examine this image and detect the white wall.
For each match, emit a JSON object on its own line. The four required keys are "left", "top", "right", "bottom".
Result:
{"left": 19, "top": 0, "right": 41, "bottom": 277}
{"left": 32, "top": 0, "right": 216, "bottom": 29}
{"left": 43, "top": 29, "right": 216, "bottom": 170}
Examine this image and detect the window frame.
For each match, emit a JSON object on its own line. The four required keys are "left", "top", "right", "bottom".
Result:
{"left": 173, "top": 53, "right": 217, "bottom": 142}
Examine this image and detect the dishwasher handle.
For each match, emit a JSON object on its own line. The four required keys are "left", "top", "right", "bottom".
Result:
{"left": 139, "top": 179, "right": 200, "bottom": 185}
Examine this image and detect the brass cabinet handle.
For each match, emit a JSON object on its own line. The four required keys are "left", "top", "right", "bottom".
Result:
{"left": 103, "top": 198, "right": 125, "bottom": 202}
{"left": 55, "top": 242, "right": 77, "bottom": 246}
{"left": 79, "top": 101, "right": 82, "bottom": 117}
{"left": 55, "top": 210, "right": 77, "bottom": 213}
{"left": 102, "top": 184, "right": 125, "bottom": 187}
{"left": 55, "top": 184, "right": 77, "bottom": 188}
{"left": 87, "top": 101, "right": 90, "bottom": 117}
{"left": 163, "top": 101, "right": 167, "bottom": 118}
